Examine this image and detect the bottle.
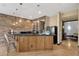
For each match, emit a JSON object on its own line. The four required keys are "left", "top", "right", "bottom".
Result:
{"left": 11, "top": 29, "right": 13, "bottom": 34}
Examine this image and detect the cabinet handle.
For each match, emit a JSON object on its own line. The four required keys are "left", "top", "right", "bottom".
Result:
{"left": 31, "top": 45, "right": 33, "bottom": 48}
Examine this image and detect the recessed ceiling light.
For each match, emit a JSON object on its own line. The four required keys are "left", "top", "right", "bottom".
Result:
{"left": 15, "top": 22, "right": 18, "bottom": 24}
{"left": 37, "top": 4, "right": 40, "bottom": 7}
{"left": 19, "top": 19, "right": 22, "bottom": 22}
{"left": 12, "top": 23, "right": 15, "bottom": 26}
{"left": 19, "top": 3, "right": 23, "bottom": 5}
{"left": 38, "top": 11, "right": 42, "bottom": 14}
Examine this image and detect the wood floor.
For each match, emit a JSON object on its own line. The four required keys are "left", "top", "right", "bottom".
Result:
{"left": 11, "top": 39, "right": 79, "bottom": 56}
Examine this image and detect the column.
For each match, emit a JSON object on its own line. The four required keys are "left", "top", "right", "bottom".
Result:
{"left": 78, "top": 7, "right": 79, "bottom": 46}
{"left": 57, "top": 12, "right": 62, "bottom": 44}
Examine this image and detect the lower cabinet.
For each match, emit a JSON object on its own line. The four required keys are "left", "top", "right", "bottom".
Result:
{"left": 16, "top": 35, "right": 53, "bottom": 52}
{"left": 19, "top": 36, "right": 29, "bottom": 52}
{"left": 44, "top": 36, "right": 53, "bottom": 49}
{"left": 19, "top": 37, "right": 24, "bottom": 52}
{"left": 23, "top": 37, "right": 29, "bottom": 51}
{"left": 28, "top": 36, "right": 36, "bottom": 51}
{"left": 36, "top": 36, "right": 45, "bottom": 50}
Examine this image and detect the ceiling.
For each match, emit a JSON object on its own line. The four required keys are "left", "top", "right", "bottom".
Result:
{"left": 0, "top": 3, "right": 78, "bottom": 19}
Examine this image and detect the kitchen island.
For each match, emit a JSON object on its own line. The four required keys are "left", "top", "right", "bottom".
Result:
{"left": 14, "top": 34, "right": 53, "bottom": 52}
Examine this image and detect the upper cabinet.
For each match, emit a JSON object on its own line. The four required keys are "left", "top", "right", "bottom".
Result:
{"left": 32, "top": 16, "right": 49, "bottom": 33}
{"left": 0, "top": 13, "right": 49, "bottom": 33}
{"left": 0, "top": 14, "right": 33, "bottom": 31}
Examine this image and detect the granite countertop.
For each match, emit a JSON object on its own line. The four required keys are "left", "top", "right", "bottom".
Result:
{"left": 13, "top": 33, "right": 55, "bottom": 36}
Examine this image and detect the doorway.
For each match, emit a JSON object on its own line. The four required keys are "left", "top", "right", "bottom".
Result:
{"left": 62, "top": 20, "right": 78, "bottom": 47}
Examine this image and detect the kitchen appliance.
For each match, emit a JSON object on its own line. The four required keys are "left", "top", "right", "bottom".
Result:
{"left": 47, "top": 26, "right": 57, "bottom": 44}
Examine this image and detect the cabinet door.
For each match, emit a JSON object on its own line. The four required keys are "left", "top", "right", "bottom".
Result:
{"left": 28, "top": 36, "right": 36, "bottom": 51}
{"left": 23, "top": 36, "right": 29, "bottom": 51}
{"left": 36, "top": 36, "right": 45, "bottom": 50}
{"left": 19, "top": 36, "right": 29, "bottom": 52}
{"left": 44, "top": 36, "right": 53, "bottom": 49}
{"left": 19, "top": 36, "right": 24, "bottom": 52}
